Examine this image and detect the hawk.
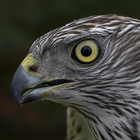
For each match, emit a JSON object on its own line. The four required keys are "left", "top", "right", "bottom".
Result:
{"left": 11, "top": 15, "right": 140, "bottom": 140}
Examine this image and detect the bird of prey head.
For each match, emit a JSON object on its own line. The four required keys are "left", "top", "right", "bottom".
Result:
{"left": 11, "top": 15, "right": 140, "bottom": 140}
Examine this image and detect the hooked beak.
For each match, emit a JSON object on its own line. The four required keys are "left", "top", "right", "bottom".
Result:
{"left": 11, "top": 53, "right": 74, "bottom": 105}
{"left": 11, "top": 64, "right": 45, "bottom": 105}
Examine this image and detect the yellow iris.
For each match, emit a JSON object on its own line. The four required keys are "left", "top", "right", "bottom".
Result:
{"left": 73, "top": 40, "right": 100, "bottom": 63}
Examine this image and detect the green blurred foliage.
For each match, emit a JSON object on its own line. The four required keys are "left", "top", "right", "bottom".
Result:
{"left": 1, "top": 0, "right": 140, "bottom": 139}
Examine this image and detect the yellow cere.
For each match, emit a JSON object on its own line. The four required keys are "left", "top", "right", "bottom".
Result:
{"left": 21, "top": 53, "right": 39, "bottom": 77}
{"left": 76, "top": 40, "right": 98, "bottom": 63}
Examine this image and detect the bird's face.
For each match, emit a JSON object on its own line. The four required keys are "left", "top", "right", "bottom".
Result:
{"left": 12, "top": 15, "right": 140, "bottom": 108}
{"left": 11, "top": 15, "right": 140, "bottom": 139}
{"left": 11, "top": 15, "right": 106, "bottom": 105}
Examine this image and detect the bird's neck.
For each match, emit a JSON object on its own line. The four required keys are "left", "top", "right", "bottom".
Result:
{"left": 79, "top": 104, "right": 140, "bottom": 140}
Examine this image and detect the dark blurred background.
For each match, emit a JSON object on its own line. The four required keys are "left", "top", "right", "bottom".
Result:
{"left": 1, "top": 0, "right": 140, "bottom": 139}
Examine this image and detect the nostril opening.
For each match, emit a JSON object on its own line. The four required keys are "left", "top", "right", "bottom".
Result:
{"left": 29, "top": 65, "right": 38, "bottom": 73}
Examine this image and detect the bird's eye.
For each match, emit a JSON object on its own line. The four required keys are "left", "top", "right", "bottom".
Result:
{"left": 71, "top": 39, "right": 101, "bottom": 64}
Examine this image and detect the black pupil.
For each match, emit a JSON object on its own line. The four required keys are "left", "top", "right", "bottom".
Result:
{"left": 81, "top": 46, "right": 92, "bottom": 57}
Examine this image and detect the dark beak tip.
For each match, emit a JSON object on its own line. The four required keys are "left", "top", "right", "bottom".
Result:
{"left": 11, "top": 81, "right": 20, "bottom": 106}
{"left": 11, "top": 65, "right": 24, "bottom": 106}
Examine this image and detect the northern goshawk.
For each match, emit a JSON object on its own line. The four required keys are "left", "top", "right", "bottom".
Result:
{"left": 11, "top": 15, "right": 140, "bottom": 140}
